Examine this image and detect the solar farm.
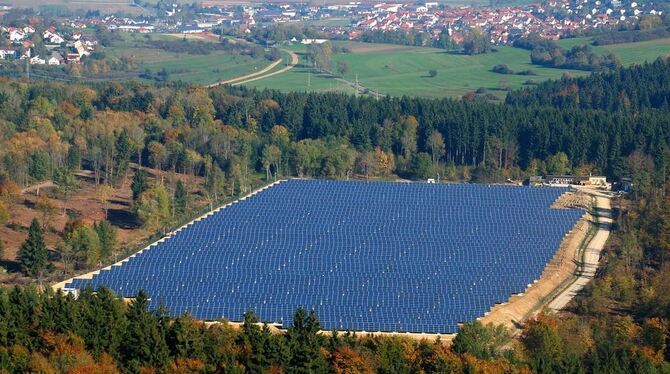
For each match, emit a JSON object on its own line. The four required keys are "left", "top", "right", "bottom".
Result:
{"left": 64, "top": 179, "right": 584, "bottom": 334}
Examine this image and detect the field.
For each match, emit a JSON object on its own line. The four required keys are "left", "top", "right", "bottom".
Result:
{"left": 5, "top": 0, "right": 145, "bottom": 15}
{"left": 557, "top": 36, "right": 670, "bottom": 65}
{"left": 62, "top": 180, "right": 584, "bottom": 334}
{"left": 246, "top": 37, "right": 670, "bottom": 98}
{"left": 106, "top": 33, "right": 273, "bottom": 85}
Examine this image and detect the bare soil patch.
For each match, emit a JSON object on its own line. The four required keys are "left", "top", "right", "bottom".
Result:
{"left": 479, "top": 190, "right": 594, "bottom": 331}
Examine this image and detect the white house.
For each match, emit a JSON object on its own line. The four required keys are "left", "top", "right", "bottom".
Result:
{"left": 48, "top": 53, "right": 63, "bottom": 65}
{"left": 0, "top": 49, "right": 17, "bottom": 60}
{"left": 8, "top": 28, "right": 25, "bottom": 42}
{"left": 43, "top": 30, "right": 65, "bottom": 44}
{"left": 30, "top": 55, "right": 45, "bottom": 65}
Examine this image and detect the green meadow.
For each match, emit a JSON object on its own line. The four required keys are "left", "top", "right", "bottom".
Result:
{"left": 246, "top": 37, "right": 670, "bottom": 98}
{"left": 106, "top": 33, "right": 271, "bottom": 85}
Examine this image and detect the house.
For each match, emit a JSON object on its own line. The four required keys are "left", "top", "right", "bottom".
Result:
{"left": 48, "top": 52, "right": 64, "bottom": 65}
{"left": 8, "top": 28, "right": 25, "bottom": 42}
{"left": 30, "top": 55, "right": 45, "bottom": 65}
{"left": 81, "top": 35, "right": 98, "bottom": 49}
{"left": 73, "top": 40, "right": 90, "bottom": 58}
{"left": 43, "top": 30, "right": 65, "bottom": 44}
{"left": 0, "top": 49, "right": 17, "bottom": 59}
{"left": 70, "top": 21, "right": 87, "bottom": 29}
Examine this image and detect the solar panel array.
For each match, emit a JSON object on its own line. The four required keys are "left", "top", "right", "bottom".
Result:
{"left": 65, "top": 179, "right": 584, "bottom": 334}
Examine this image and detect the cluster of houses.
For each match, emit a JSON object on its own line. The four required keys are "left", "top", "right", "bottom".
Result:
{"left": 0, "top": 0, "right": 661, "bottom": 60}
{"left": 338, "top": 0, "right": 663, "bottom": 44}
{"left": 0, "top": 24, "right": 97, "bottom": 65}
{"left": 145, "top": 0, "right": 664, "bottom": 45}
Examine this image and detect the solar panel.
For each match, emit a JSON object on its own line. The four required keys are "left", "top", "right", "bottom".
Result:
{"left": 65, "top": 179, "right": 584, "bottom": 334}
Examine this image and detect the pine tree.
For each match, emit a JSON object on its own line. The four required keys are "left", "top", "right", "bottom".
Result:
{"left": 174, "top": 180, "right": 187, "bottom": 215}
{"left": 122, "top": 290, "right": 170, "bottom": 371}
{"left": 131, "top": 169, "right": 148, "bottom": 202}
{"left": 18, "top": 218, "right": 49, "bottom": 276}
{"left": 287, "top": 308, "right": 327, "bottom": 374}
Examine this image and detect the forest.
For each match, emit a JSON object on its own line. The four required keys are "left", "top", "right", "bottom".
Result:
{"left": 1, "top": 55, "right": 670, "bottom": 371}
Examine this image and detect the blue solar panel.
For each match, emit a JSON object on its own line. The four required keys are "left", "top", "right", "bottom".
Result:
{"left": 65, "top": 179, "right": 584, "bottom": 333}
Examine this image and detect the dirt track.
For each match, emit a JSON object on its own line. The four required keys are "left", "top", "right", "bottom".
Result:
{"left": 231, "top": 50, "right": 299, "bottom": 85}
{"left": 206, "top": 58, "right": 282, "bottom": 88}
{"left": 548, "top": 192, "right": 612, "bottom": 311}
{"left": 480, "top": 188, "right": 611, "bottom": 334}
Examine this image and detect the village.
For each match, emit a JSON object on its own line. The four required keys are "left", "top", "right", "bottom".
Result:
{"left": 0, "top": 0, "right": 663, "bottom": 66}
{"left": 0, "top": 23, "right": 95, "bottom": 65}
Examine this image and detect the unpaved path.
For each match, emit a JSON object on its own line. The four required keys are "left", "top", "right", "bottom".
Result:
{"left": 231, "top": 50, "right": 299, "bottom": 85}
{"left": 207, "top": 58, "right": 283, "bottom": 88}
{"left": 548, "top": 192, "right": 612, "bottom": 311}
{"left": 21, "top": 181, "right": 54, "bottom": 195}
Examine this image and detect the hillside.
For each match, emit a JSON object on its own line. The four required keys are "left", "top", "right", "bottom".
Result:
{"left": 0, "top": 56, "right": 670, "bottom": 372}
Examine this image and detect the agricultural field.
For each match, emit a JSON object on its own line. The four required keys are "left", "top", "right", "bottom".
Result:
{"left": 5, "top": 0, "right": 144, "bottom": 15}
{"left": 246, "top": 38, "right": 670, "bottom": 98}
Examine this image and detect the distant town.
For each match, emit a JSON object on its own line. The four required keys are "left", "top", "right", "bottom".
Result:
{"left": 0, "top": 0, "right": 665, "bottom": 65}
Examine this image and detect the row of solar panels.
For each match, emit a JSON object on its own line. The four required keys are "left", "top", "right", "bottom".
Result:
{"left": 66, "top": 179, "right": 584, "bottom": 333}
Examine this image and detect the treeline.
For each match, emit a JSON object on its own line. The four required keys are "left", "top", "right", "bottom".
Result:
{"left": 0, "top": 286, "right": 525, "bottom": 373}
{"left": 506, "top": 57, "right": 670, "bottom": 113}
{"left": 530, "top": 43, "right": 620, "bottom": 71}
{"left": 515, "top": 35, "right": 621, "bottom": 71}
{"left": 592, "top": 27, "right": 670, "bottom": 46}
{"left": 3, "top": 58, "right": 670, "bottom": 200}
{"left": 358, "top": 29, "right": 458, "bottom": 50}
{"left": 146, "top": 38, "right": 278, "bottom": 62}
{"left": 245, "top": 23, "right": 321, "bottom": 44}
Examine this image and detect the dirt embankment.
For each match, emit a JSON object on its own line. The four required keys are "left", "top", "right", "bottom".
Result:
{"left": 479, "top": 190, "right": 594, "bottom": 331}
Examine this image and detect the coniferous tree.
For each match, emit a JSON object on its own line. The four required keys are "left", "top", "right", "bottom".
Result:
{"left": 286, "top": 308, "right": 327, "bottom": 374}
{"left": 173, "top": 179, "right": 187, "bottom": 215}
{"left": 130, "top": 169, "right": 148, "bottom": 202}
{"left": 167, "top": 314, "right": 205, "bottom": 360}
{"left": 122, "top": 290, "right": 169, "bottom": 371}
{"left": 18, "top": 218, "right": 48, "bottom": 276}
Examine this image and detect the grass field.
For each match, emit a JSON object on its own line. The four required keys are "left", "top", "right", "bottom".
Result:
{"left": 557, "top": 36, "right": 670, "bottom": 65}
{"left": 246, "top": 37, "right": 670, "bottom": 97}
{"left": 106, "top": 33, "right": 272, "bottom": 85}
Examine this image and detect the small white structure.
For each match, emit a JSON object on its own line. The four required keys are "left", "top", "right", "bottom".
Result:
{"left": 30, "top": 55, "right": 46, "bottom": 65}
{"left": 301, "top": 38, "right": 328, "bottom": 44}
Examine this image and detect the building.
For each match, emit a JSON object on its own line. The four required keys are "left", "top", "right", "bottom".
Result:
{"left": 48, "top": 52, "right": 64, "bottom": 65}
{"left": 544, "top": 175, "right": 608, "bottom": 187}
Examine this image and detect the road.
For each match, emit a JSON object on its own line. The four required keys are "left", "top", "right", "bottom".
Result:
{"left": 548, "top": 192, "right": 612, "bottom": 311}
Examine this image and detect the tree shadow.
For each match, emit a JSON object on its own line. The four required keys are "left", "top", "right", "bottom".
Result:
{"left": 0, "top": 260, "right": 21, "bottom": 273}
{"left": 107, "top": 208, "right": 140, "bottom": 229}
{"left": 108, "top": 198, "right": 130, "bottom": 207}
